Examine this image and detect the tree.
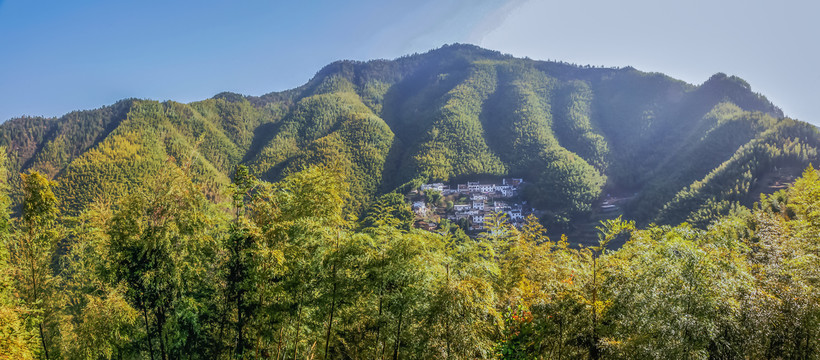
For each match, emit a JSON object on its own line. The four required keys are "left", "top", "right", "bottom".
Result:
{"left": 242, "top": 162, "right": 350, "bottom": 358}
{"left": 108, "top": 161, "right": 223, "bottom": 360}
{"left": 601, "top": 223, "right": 752, "bottom": 358}
{"left": 225, "top": 164, "right": 258, "bottom": 358}
{"left": 360, "top": 193, "right": 414, "bottom": 231}
{"left": 0, "top": 149, "right": 35, "bottom": 359}
{"left": 425, "top": 190, "right": 442, "bottom": 207}
{"left": 587, "top": 216, "right": 633, "bottom": 359}
{"left": 424, "top": 216, "right": 501, "bottom": 359}
{"left": 58, "top": 200, "right": 140, "bottom": 360}
{"left": 8, "top": 171, "right": 61, "bottom": 360}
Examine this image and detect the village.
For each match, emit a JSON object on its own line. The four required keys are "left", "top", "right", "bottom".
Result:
{"left": 408, "top": 178, "right": 535, "bottom": 233}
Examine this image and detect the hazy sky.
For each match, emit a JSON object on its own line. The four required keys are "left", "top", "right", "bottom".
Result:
{"left": 1, "top": 0, "right": 817, "bottom": 125}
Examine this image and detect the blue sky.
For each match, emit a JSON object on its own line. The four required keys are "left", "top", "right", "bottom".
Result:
{"left": 1, "top": 0, "right": 818, "bottom": 125}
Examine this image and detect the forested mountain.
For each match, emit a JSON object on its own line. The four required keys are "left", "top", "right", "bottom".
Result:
{"left": 1, "top": 44, "right": 819, "bottom": 358}
{"left": 2, "top": 44, "right": 817, "bottom": 227}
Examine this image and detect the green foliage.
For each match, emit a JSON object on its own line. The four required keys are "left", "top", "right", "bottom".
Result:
{"left": 526, "top": 147, "right": 606, "bottom": 226}
{"left": 8, "top": 171, "right": 62, "bottom": 358}
{"left": 2, "top": 44, "right": 814, "bottom": 226}
{"left": 21, "top": 171, "right": 59, "bottom": 226}
{"left": 653, "top": 119, "right": 820, "bottom": 226}
{"left": 108, "top": 163, "right": 225, "bottom": 359}
{"left": 0, "top": 150, "right": 36, "bottom": 359}
{"left": 553, "top": 80, "right": 609, "bottom": 171}
{"left": 59, "top": 200, "right": 140, "bottom": 360}
{"left": 359, "top": 193, "right": 413, "bottom": 231}
{"left": 603, "top": 224, "right": 751, "bottom": 357}
{"left": 0, "top": 158, "right": 818, "bottom": 358}
{"left": 3, "top": 44, "right": 820, "bottom": 358}
{"left": 408, "top": 62, "right": 506, "bottom": 181}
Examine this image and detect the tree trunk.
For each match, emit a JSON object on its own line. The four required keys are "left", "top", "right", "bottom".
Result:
{"left": 257, "top": 276, "right": 267, "bottom": 359}
{"left": 324, "top": 233, "right": 341, "bottom": 359}
{"left": 234, "top": 233, "right": 250, "bottom": 358}
{"left": 375, "top": 290, "right": 384, "bottom": 360}
{"left": 215, "top": 303, "right": 226, "bottom": 359}
{"left": 39, "top": 323, "right": 50, "bottom": 360}
{"left": 323, "top": 272, "right": 338, "bottom": 359}
{"left": 157, "top": 310, "right": 168, "bottom": 360}
{"left": 276, "top": 325, "right": 284, "bottom": 360}
{"left": 557, "top": 316, "right": 563, "bottom": 360}
{"left": 392, "top": 307, "right": 404, "bottom": 360}
{"left": 237, "top": 285, "right": 246, "bottom": 357}
{"left": 30, "top": 232, "right": 50, "bottom": 360}
{"left": 445, "top": 264, "right": 450, "bottom": 360}
{"left": 590, "top": 256, "right": 599, "bottom": 360}
{"left": 374, "top": 249, "right": 386, "bottom": 360}
{"left": 292, "top": 300, "right": 304, "bottom": 360}
{"left": 142, "top": 301, "right": 156, "bottom": 360}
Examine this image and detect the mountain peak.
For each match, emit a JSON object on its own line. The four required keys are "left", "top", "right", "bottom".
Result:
{"left": 700, "top": 72, "right": 781, "bottom": 117}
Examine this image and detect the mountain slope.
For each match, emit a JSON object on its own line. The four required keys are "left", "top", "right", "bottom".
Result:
{"left": 2, "top": 44, "right": 817, "bottom": 227}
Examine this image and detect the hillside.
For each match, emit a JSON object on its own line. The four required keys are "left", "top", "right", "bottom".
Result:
{"left": 2, "top": 44, "right": 819, "bottom": 359}
{"left": 2, "top": 44, "right": 818, "bottom": 227}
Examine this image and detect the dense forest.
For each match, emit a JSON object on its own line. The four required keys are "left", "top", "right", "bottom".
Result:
{"left": 1, "top": 44, "right": 819, "bottom": 358}
{"left": 1, "top": 151, "right": 818, "bottom": 359}
{"left": 2, "top": 44, "right": 818, "bottom": 229}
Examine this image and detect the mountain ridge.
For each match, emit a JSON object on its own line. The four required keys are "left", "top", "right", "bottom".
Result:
{"left": 1, "top": 43, "right": 816, "bottom": 228}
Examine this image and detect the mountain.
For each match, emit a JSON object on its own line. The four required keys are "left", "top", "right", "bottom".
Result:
{"left": 2, "top": 44, "right": 818, "bottom": 228}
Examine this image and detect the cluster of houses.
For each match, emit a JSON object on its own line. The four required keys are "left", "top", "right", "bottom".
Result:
{"left": 413, "top": 178, "right": 531, "bottom": 231}
{"left": 420, "top": 178, "right": 522, "bottom": 198}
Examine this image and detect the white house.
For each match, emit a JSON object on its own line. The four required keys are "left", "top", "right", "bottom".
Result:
{"left": 472, "top": 200, "right": 485, "bottom": 211}
{"left": 503, "top": 178, "right": 523, "bottom": 187}
{"left": 495, "top": 185, "right": 512, "bottom": 196}
{"left": 421, "top": 183, "right": 445, "bottom": 192}
{"left": 412, "top": 201, "right": 427, "bottom": 214}
{"left": 472, "top": 214, "right": 485, "bottom": 224}
{"left": 453, "top": 204, "right": 470, "bottom": 212}
{"left": 508, "top": 210, "right": 524, "bottom": 222}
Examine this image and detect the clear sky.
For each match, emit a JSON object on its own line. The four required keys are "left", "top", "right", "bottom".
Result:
{"left": 1, "top": 0, "right": 817, "bottom": 125}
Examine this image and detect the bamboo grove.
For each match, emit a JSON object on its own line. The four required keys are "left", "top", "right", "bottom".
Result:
{"left": 1, "top": 149, "right": 818, "bottom": 359}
